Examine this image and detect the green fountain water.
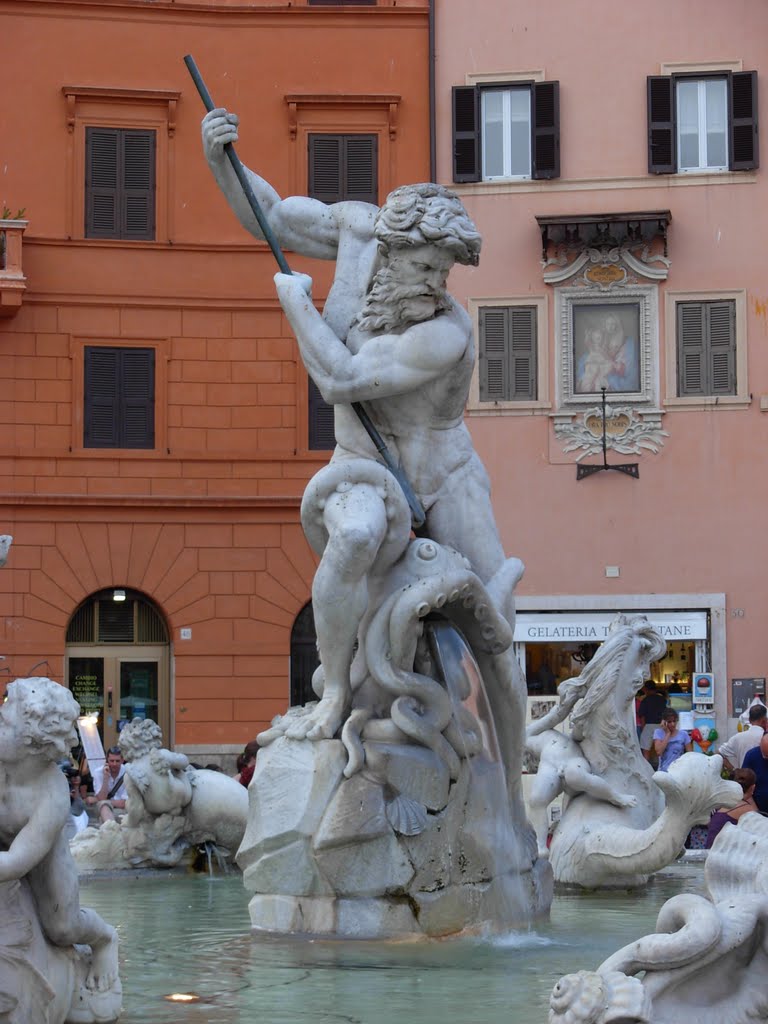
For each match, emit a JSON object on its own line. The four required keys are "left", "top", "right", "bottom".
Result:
{"left": 81, "top": 860, "right": 705, "bottom": 1023}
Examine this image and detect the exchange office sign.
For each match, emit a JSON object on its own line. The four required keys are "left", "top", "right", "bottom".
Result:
{"left": 514, "top": 611, "right": 708, "bottom": 643}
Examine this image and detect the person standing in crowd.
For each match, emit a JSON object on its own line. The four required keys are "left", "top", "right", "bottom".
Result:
{"left": 86, "top": 745, "right": 128, "bottom": 823}
{"left": 653, "top": 709, "right": 692, "bottom": 771}
{"left": 705, "top": 767, "right": 758, "bottom": 848}
{"left": 236, "top": 740, "right": 259, "bottom": 788}
{"left": 718, "top": 703, "right": 768, "bottom": 774}
{"left": 638, "top": 681, "right": 668, "bottom": 761}
{"left": 742, "top": 732, "right": 768, "bottom": 812}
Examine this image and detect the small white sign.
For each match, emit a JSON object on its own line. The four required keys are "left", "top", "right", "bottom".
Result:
{"left": 180, "top": 628, "right": 192, "bottom": 640}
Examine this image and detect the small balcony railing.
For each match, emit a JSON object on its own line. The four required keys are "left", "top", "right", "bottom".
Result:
{"left": 0, "top": 219, "right": 28, "bottom": 316}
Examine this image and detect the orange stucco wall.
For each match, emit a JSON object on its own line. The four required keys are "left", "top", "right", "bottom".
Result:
{"left": 0, "top": 0, "right": 430, "bottom": 746}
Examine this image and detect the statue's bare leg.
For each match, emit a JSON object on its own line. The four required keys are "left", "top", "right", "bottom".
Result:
{"left": 426, "top": 459, "right": 506, "bottom": 583}
{"left": 28, "top": 834, "right": 119, "bottom": 991}
{"left": 562, "top": 763, "right": 638, "bottom": 809}
{"left": 286, "top": 483, "right": 388, "bottom": 741}
{"left": 528, "top": 764, "right": 565, "bottom": 857}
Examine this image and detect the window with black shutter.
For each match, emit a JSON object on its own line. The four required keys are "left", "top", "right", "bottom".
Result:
{"left": 647, "top": 71, "right": 758, "bottom": 174}
{"left": 85, "top": 127, "right": 156, "bottom": 240}
{"left": 452, "top": 81, "right": 559, "bottom": 183}
{"left": 308, "top": 376, "right": 336, "bottom": 450}
{"left": 478, "top": 306, "right": 537, "bottom": 402}
{"left": 676, "top": 300, "right": 736, "bottom": 396}
{"left": 308, "top": 134, "right": 378, "bottom": 204}
{"left": 84, "top": 346, "right": 155, "bottom": 448}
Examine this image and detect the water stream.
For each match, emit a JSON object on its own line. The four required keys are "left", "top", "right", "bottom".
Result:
{"left": 81, "top": 860, "right": 705, "bottom": 1023}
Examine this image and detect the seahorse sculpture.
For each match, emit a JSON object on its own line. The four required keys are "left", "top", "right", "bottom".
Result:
{"left": 549, "top": 813, "right": 768, "bottom": 1024}
{"left": 526, "top": 615, "right": 741, "bottom": 887}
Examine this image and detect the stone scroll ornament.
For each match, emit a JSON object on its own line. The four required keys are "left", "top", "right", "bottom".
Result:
{"left": 525, "top": 614, "right": 741, "bottom": 887}
{"left": 549, "top": 812, "right": 768, "bottom": 1024}
{"left": 70, "top": 719, "right": 248, "bottom": 872}
{"left": 0, "top": 677, "right": 122, "bottom": 1024}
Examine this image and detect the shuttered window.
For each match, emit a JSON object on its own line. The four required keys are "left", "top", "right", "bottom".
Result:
{"left": 452, "top": 82, "right": 559, "bottom": 182}
{"left": 308, "top": 376, "right": 336, "bottom": 450}
{"left": 648, "top": 72, "right": 758, "bottom": 174}
{"left": 676, "top": 300, "right": 736, "bottom": 396}
{"left": 84, "top": 346, "right": 155, "bottom": 448}
{"left": 85, "top": 127, "right": 156, "bottom": 240}
{"left": 308, "top": 134, "right": 378, "bottom": 204}
{"left": 478, "top": 306, "right": 537, "bottom": 401}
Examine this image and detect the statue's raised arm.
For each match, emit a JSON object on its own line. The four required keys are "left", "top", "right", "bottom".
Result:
{"left": 202, "top": 108, "right": 343, "bottom": 260}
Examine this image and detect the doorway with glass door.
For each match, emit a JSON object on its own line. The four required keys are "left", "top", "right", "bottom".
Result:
{"left": 65, "top": 588, "right": 170, "bottom": 751}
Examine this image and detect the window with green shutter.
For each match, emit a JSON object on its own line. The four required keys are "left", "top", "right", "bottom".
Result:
{"left": 478, "top": 306, "right": 537, "bottom": 402}
{"left": 84, "top": 346, "right": 155, "bottom": 448}
{"left": 308, "top": 134, "right": 378, "bottom": 205}
{"left": 647, "top": 71, "right": 758, "bottom": 174}
{"left": 452, "top": 81, "right": 560, "bottom": 182}
{"left": 676, "top": 300, "right": 736, "bottom": 396}
{"left": 85, "top": 127, "right": 156, "bottom": 240}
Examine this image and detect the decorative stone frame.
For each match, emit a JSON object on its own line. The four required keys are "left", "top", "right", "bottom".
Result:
{"left": 555, "top": 285, "right": 659, "bottom": 411}
{"left": 283, "top": 93, "right": 400, "bottom": 201}
{"left": 61, "top": 86, "right": 179, "bottom": 243}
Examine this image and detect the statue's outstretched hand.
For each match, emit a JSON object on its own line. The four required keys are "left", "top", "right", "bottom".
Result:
{"left": 202, "top": 108, "right": 239, "bottom": 164}
{"left": 275, "top": 271, "right": 313, "bottom": 300}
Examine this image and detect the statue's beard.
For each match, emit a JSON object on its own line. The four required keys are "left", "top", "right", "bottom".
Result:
{"left": 355, "top": 265, "right": 450, "bottom": 332}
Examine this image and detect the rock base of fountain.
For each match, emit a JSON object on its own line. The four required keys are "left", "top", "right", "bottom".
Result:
{"left": 238, "top": 736, "right": 551, "bottom": 939}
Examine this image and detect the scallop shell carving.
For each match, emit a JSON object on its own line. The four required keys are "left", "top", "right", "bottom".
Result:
{"left": 386, "top": 794, "right": 428, "bottom": 836}
{"left": 549, "top": 970, "right": 651, "bottom": 1024}
{"left": 706, "top": 811, "right": 768, "bottom": 903}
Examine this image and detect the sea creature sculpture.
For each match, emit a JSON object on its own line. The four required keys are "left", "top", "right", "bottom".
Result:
{"left": 71, "top": 719, "right": 247, "bottom": 871}
{"left": 549, "top": 812, "right": 768, "bottom": 1024}
{"left": 526, "top": 615, "right": 741, "bottom": 887}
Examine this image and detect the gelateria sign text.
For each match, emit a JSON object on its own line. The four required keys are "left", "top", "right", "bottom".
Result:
{"left": 514, "top": 611, "right": 708, "bottom": 642}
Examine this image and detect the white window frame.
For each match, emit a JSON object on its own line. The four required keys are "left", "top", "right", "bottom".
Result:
{"left": 676, "top": 77, "right": 728, "bottom": 174}
{"left": 467, "top": 296, "right": 550, "bottom": 415}
{"left": 480, "top": 86, "right": 532, "bottom": 181}
{"left": 663, "top": 289, "right": 749, "bottom": 410}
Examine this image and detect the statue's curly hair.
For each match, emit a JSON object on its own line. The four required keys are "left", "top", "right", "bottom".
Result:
{"left": 3, "top": 677, "right": 79, "bottom": 761}
{"left": 375, "top": 183, "right": 482, "bottom": 267}
{"left": 118, "top": 718, "right": 163, "bottom": 761}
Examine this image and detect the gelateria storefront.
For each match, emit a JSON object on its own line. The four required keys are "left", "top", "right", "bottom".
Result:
{"left": 515, "top": 607, "right": 713, "bottom": 717}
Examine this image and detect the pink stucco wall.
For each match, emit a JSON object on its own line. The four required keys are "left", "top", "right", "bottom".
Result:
{"left": 435, "top": 0, "right": 768, "bottom": 709}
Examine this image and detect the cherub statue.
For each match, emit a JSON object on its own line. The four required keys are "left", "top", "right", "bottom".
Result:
{"left": 0, "top": 677, "right": 122, "bottom": 1021}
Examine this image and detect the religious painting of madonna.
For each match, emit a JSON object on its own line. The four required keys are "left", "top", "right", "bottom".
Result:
{"left": 572, "top": 302, "right": 641, "bottom": 395}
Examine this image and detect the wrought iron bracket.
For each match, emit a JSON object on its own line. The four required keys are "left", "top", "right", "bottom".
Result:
{"left": 576, "top": 388, "right": 639, "bottom": 481}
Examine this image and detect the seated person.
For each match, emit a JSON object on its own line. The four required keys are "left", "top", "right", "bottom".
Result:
{"left": 63, "top": 766, "right": 90, "bottom": 837}
{"left": 86, "top": 746, "right": 128, "bottom": 823}
{"left": 705, "top": 767, "right": 758, "bottom": 848}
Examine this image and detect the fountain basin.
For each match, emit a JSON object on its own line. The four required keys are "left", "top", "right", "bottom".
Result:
{"left": 80, "top": 861, "right": 705, "bottom": 1023}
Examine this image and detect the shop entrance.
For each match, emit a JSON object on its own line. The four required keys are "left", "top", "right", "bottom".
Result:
{"left": 65, "top": 589, "right": 170, "bottom": 751}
